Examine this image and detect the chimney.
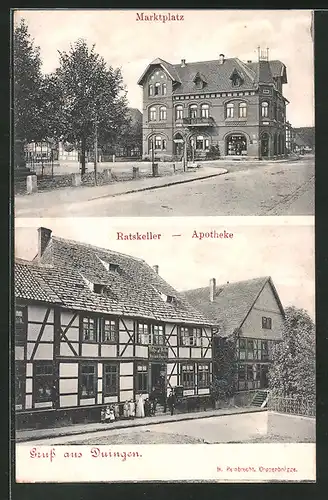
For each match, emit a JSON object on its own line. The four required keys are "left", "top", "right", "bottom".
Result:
{"left": 153, "top": 265, "right": 159, "bottom": 274}
{"left": 209, "top": 278, "right": 216, "bottom": 302}
{"left": 247, "top": 60, "right": 252, "bottom": 63}
{"left": 218, "top": 54, "right": 225, "bottom": 64}
{"left": 37, "top": 227, "right": 52, "bottom": 259}
{"left": 181, "top": 59, "right": 186, "bottom": 67}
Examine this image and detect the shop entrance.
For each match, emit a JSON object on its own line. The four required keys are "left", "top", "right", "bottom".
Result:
{"left": 261, "top": 133, "right": 269, "bottom": 157}
{"left": 226, "top": 134, "right": 247, "bottom": 155}
{"left": 260, "top": 365, "right": 269, "bottom": 389}
{"left": 150, "top": 363, "right": 166, "bottom": 402}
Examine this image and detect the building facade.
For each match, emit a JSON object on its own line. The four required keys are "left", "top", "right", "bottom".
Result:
{"left": 183, "top": 276, "right": 285, "bottom": 395}
{"left": 15, "top": 228, "right": 213, "bottom": 428}
{"left": 138, "top": 50, "right": 289, "bottom": 161}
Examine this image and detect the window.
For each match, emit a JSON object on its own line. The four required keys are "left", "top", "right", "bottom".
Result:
{"left": 262, "top": 317, "right": 272, "bottom": 329}
{"left": 103, "top": 364, "right": 118, "bottom": 396}
{"left": 15, "top": 362, "right": 25, "bottom": 406}
{"left": 247, "top": 339, "right": 254, "bottom": 360}
{"left": 193, "top": 136, "right": 210, "bottom": 151}
{"left": 155, "top": 136, "right": 162, "bottom": 149}
{"left": 102, "top": 319, "right": 117, "bottom": 343}
{"left": 261, "top": 101, "right": 269, "bottom": 118}
{"left": 200, "top": 104, "right": 209, "bottom": 118}
{"left": 137, "top": 322, "right": 151, "bottom": 344}
{"left": 82, "top": 317, "right": 97, "bottom": 342}
{"left": 238, "top": 363, "right": 246, "bottom": 390}
{"left": 175, "top": 105, "right": 183, "bottom": 120}
{"left": 34, "top": 363, "right": 53, "bottom": 403}
{"left": 159, "top": 106, "right": 167, "bottom": 121}
{"left": 15, "top": 306, "right": 27, "bottom": 346}
{"left": 181, "top": 364, "right": 195, "bottom": 388}
{"left": 198, "top": 364, "right": 210, "bottom": 388}
{"left": 149, "top": 84, "right": 153, "bottom": 96}
{"left": 149, "top": 107, "right": 156, "bottom": 121}
{"left": 189, "top": 104, "right": 197, "bottom": 119}
{"left": 226, "top": 102, "right": 234, "bottom": 118}
{"left": 238, "top": 338, "right": 246, "bottom": 360}
{"left": 153, "top": 324, "right": 164, "bottom": 345}
{"left": 154, "top": 82, "right": 160, "bottom": 96}
{"left": 136, "top": 363, "right": 148, "bottom": 392}
{"left": 239, "top": 102, "right": 247, "bottom": 118}
{"left": 80, "top": 364, "right": 96, "bottom": 398}
{"left": 179, "top": 326, "right": 202, "bottom": 347}
{"left": 162, "top": 83, "right": 167, "bottom": 95}
{"left": 261, "top": 340, "right": 269, "bottom": 361}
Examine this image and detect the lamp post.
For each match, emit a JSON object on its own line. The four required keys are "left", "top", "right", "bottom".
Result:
{"left": 94, "top": 116, "right": 98, "bottom": 186}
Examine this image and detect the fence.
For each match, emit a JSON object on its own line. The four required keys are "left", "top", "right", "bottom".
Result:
{"left": 267, "top": 394, "right": 315, "bottom": 417}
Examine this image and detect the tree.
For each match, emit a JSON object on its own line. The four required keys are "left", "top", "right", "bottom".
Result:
{"left": 210, "top": 329, "right": 238, "bottom": 405}
{"left": 13, "top": 18, "right": 44, "bottom": 166}
{"left": 268, "top": 306, "right": 315, "bottom": 399}
{"left": 48, "top": 38, "right": 129, "bottom": 174}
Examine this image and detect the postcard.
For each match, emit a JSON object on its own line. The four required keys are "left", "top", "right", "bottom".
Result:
{"left": 12, "top": 8, "right": 315, "bottom": 484}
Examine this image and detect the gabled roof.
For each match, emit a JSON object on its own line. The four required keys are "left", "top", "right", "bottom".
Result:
{"left": 137, "top": 58, "right": 182, "bottom": 85}
{"left": 15, "top": 261, "right": 62, "bottom": 304}
{"left": 182, "top": 277, "right": 285, "bottom": 336}
{"left": 138, "top": 56, "right": 287, "bottom": 94}
{"left": 15, "top": 235, "right": 211, "bottom": 325}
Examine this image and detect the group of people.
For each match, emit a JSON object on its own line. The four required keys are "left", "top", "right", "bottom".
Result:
{"left": 100, "top": 389, "right": 178, "bottom": 423}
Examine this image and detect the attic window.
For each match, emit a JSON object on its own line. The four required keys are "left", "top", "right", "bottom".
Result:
{"left": 159, "top": 291, "right": 177, "bottom": 305}
{"left": 93, "top": 284, "right": 105, "bottom": 294}
{"left": 109, "top": 263, "right": 120, "bottom": 272}
{"left": 195, "top": 77, "right": 203, "bottom": 90}
{"left": 230, "top": 70, "right": 244, "bottom": 87}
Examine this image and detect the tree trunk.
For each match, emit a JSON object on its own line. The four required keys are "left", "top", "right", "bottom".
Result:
{"left": 81, "top": 137, "right": 86, "bottom": 175}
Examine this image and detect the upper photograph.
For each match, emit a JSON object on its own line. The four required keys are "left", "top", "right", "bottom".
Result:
{"left": 13, "top": 9, "right": 314, "bottom": 218}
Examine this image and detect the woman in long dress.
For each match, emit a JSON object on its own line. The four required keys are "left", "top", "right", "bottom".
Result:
{"left": 136, "top": 394, "right": 145, "bottom": 418}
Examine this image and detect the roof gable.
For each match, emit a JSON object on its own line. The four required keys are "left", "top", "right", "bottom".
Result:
{"left": 137, "top": 58, "right": 182, "bottom": 85}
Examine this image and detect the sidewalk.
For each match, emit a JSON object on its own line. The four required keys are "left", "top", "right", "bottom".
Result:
{"left": 16, "top": 406, "right": 265, "bottom": 442}
{"left": 15, "top": 165, "right": 227, "bottom": 216}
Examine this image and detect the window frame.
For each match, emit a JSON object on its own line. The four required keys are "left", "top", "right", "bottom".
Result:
{"left": 162, "top": 83, "right": 167, "bottom": 95}
{"left": 101, "top": 318, "right": 118, "bottom": 344}
{"left": 198, "top": 363, "right": 210, "bottom": 388}
{"left": 135, "top": 363, "right": 148, "bottom": 393}
{"left": 149, "top": 84, "right": 153, "bottom": 96}
{"left": 81, "top": 316, "right": 98, "bottom": 343}
{"left": 154, "top": 82, "right": 161, "bottom": 96}
{"left": 103, "top": 363, "right": 119, "bottom": 396}
{"left": 79, "top": 362, "right": 97, "bottom": 399}
{"left": 175, "top": 105, "right": 183, "bottom": 120}
{"left": 200, "top": 104, "right": 209, "bottom": 118}
{"left": 262, "top": 316, "right": 272, "bottom": 330}
{"left": 34, "top": 361, "right": 54, "bottom": 404}
{"left": 181, "top": 363, "right": 195, "bottom": 389}
{"left": 226, "top": 102, "right": 234, "bottom": 118}
{"left": 15, "top": 305, "right": 27, "bottom": 346}
{"left": 15, "top": 361, "right": 25, "bottom": 407}
{"left": 149, "top": 106, "right": 157, "bottom": 121}
{"left": 179, "top": 325, "right": 203, "bottom": 347}
{"left": 159, "top": 106, "right": 167, "bottom": 121}
{"left": 261, "top": 101, "right": 269, "bottom": 118}
{"left": 189, "top": 104, "right": 198, "bottom": 119}
{"left": 239, "top": 102, "right": 247, "bottom": 118}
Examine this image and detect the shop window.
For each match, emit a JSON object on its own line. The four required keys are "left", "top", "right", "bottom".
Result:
{"left": 136, "top": 363, "right": 148, "bottom": 392}
{"left": 226, "top": 134, "right": 247, "bottom": 155}
{"left": 226, "top": 102, "right": 234, "bottom": 118}
{"left": 80, "top": 364, "right": 96, "bottom": 398}
{"left": 159, "top": 106, "right": 167, "bottom": 121}
{"left": 15, "top": 361, "right": 25, "bottom": 406}
{"left": 262, "top": 316, "right": 272, "bottom": 329}
{"left": 149, "top": 107, "right": 156, "bottom": 121}
{"left": 103, "top": 363, "right": 118, "bottom": 396}
{"left": 175, "top": 105, "right": 183, "bottom": 120}
{"left": 15, "top": 306, "right": 27, "bottom": 346}
{"left": 34, "top": 363, "right": 53, "bottom": 403}
{"left": 239, "top": 102, "right": 247, "bottom": 118}
{"left": 181, "top": 364, "right": 195, "bottom": 388}
{"left": 261, "top": 101, "right": 269, "bottom": 118}
{"left": 198, "top": 364, "right": 210, "bottom": 388}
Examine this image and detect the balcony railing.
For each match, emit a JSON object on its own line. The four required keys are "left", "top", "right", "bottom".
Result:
{"left": 176, "top": 117, "right": 215, "bottom": 127}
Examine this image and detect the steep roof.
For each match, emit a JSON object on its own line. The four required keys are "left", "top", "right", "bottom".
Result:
{"left": 15, "top": 261, "right": 62, "bottom": 304}
{"left": 15, "top": 235, "right": 211, "bottom": 325}
{"left": 182, "top": 277, "right": 284, "bottom": 336}
{"left": 138, "top": 56, "right": 287, "bottom": 93}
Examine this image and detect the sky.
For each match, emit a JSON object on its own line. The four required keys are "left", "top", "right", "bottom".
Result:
{"left": 15, "top": 217, "right": 315, "bottom": 319}
{"left": 14, "top": 9, "right": 314, "bottom": 128}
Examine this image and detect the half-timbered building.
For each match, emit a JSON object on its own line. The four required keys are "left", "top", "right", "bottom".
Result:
{"left": 15, "top": 228, "right": 214, "bottom": 428}
{"left": 183, "top": 277, "right": 285, "bottom": 403}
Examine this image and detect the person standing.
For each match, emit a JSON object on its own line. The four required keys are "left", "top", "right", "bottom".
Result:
{"left": 136, "top": 394, "right": 145, "bottom": 418}
{"left": 167, "top": 390, "right": 176, "bottom": 416}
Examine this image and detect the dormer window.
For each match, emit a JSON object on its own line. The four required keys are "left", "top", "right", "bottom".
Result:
{"left": 109, "top": 263, "right": 120, "bottom": 272}
{"left": 93, "top": 283, "right": 105, "bottom": 294}
{"left": 193, "top": 72, "right": 207, "bottom": 91}
{"left": 230, "top": 69, "right": 244, "bottom": 87}
{"left": 159, "top": 291, "right": 177, "bottom": 305}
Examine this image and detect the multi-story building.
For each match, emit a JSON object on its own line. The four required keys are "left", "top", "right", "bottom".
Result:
{"left": 183, "top": 276, "right": 285, "bottom": 404}
{"left": 14, "top": 228, "right": 214, "bottom": 429}
{"left": 138, "top": 49, "right": 289, "bottom": 160}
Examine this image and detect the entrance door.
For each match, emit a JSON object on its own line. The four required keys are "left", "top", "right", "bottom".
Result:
{"left": 260, "top": 365, "right": 269, "bottom": 389}
{"left": 150, "top": 363, "right": 166, "bottom": 403}
{"left": 261, "top": 134, "right": 269, "bottom": 157}
{"left": 226, "top": 135, "right": 247, "bottom": 156}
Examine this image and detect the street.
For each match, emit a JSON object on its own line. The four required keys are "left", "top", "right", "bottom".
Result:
{"left": 18, "top": 411, "right": 315, "bottom": 445}
{"left": 15, "top": 157, "right": 314, "bottom": 217}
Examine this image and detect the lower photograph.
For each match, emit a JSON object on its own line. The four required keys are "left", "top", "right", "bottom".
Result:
{"left": 13, "top": 217, "right": 315, "bottom": 483}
